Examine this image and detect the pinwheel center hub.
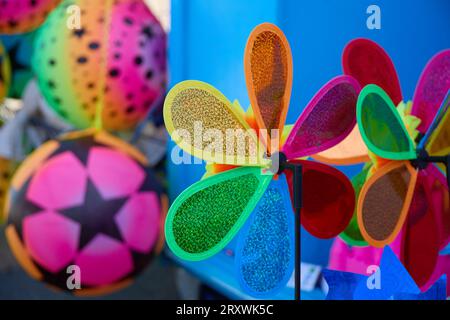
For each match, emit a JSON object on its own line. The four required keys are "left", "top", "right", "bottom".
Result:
{"left": 412, "top": 149, "right": 449, "bottom": 170}
{"left": 268, "top": 152, "right": 288, "bottom": 175}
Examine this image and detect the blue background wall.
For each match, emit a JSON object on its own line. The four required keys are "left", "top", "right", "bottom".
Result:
{"left": 168, "top": 0, "right": 450, "bottom": 267}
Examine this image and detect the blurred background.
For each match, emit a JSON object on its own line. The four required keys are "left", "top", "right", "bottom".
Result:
{"left": 0, "top": 0, "right": 449, "bottom": 299}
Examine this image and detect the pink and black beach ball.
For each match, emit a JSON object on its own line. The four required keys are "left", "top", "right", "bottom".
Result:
{"left": 5, "top": 129, "right": 166, "bottom": 295}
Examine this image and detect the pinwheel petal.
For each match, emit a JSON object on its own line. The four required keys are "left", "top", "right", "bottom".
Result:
{"left": 342, "top": 38, "right": 403, "bottom": 105}
{"left": 164, "top": 80, "right": 266, "bottom": 166}
{"left": 421, "top": 91, "right": 450, "bottom": 156}
{"left": 312, "top": 125, "right": 369, "bottom": 165}
{"left": 412, "top": 50, "right": 450, "bottom": 133}
{"left": 165, "top": 167, "right": 271, "bottom": 261}
{"left": 428, "top": 165, "right": 450, "bottom": 248}
{"left": 353, "top": 247, "right": 420, "bottom": 299}
{"left": 400, "top": 171, "right": 440, "bottom": 289}
{"left": 357, "top": 85, "right": 416, "bottom": 160}
{"left": 323, "top": 269, "right": 365, "bottom": 300}
{"left": 339, "top": 168, "right": 370, "bottom": 246}
{"left": 283, "top": 76, "right": 360, "bottom": 159}
{"left": 235, "top": 174, "right": 294, "bottom": 297}
{"left": 244, "top": 23, "right": 293, "bottom": 147}
{"left": 358, "top": 161, "right": 418, "bottom": 247}
{"left": 286, "top": 160, "right": 355, "bottom": 239}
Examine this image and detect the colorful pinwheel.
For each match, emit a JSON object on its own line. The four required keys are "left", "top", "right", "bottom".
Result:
{"left": 356, "top": 85, "right": 450, "bottom": 289}
{"left": 163, "top": 23, "right": 359, "bottom": 298}
{"left": 324, "top": 247, "right": 448, "bottom": 300}
{"left": 314, "top": 38, "right": 419, "bottom": 247}
{"left": 313, "top": 38, "right": 405, "bottom": 166}
{"left": 322, "top": 39, "right": 450, "bottom": 291}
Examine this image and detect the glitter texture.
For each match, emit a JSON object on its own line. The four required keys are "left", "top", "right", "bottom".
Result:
{"left": 283, "top": 78, "right": 358, "bottom": 158}
{"left": 426, "top": 94, "right": 450, "bottom": 156}
{"left": 362, "top": 164, "right": 411, "bottom": 241}
{"left": 236, "top": 178, "right": 293, "bottom": 296}
{"left": 248, "top": 30, "right": 289, "bottom": 132}
{"left": 412, "top": 50, "right": 450, "bottom": 133}
{"left": 172, "top": 173, "right": 260, "bottom": 254}
{"left": 170, "top": 86, "right": 256, "bottom": 158}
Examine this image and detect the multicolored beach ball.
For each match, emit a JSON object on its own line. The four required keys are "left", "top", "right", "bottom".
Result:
{"left": 0, "top": 0, "right": 61, "bottom": 34}
{"left": 32, "top": 0, "right": 167, "bottom": 131}
{"left": 5, "top": 129, "right": 165, "bottom": 295}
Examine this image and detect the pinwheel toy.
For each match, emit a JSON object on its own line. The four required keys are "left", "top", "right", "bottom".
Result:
{"left": 324, "top": 247, "right": 448, "bottom": 300}
{"left": 32, "top": 0, "right": 167, "bottom": 131}
{"left": 164, "top": 23, "right": 359, "bottom": 299}
{"left": 356, "top": 86, "right": 450, "bottom": 289}
{"left": 326, "top": 41, "right": 450, "bottom": 291}
{"left": 312, "top": 38, "right": 406, "bottom": 166}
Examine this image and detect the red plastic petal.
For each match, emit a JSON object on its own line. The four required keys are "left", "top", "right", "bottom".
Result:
{"left": 342, "top": 38, "right": 402, "bottom": 105}
{"left": 285, "top": 160, "right": 355, "bottom": 238}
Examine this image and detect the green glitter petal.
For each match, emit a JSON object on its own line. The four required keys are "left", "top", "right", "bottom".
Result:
{"left": 165, "top": 167, "right": 272, "bottom": 261}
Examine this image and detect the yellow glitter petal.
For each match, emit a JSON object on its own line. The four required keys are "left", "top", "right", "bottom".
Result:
{"left": 164, "top": 80, "right": 267, "bottom": 166}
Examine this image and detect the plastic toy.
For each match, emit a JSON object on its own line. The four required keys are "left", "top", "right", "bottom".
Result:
{"left": 324, "top": 247, "right": 447, "bottom": 300}
{"left": 5, "top": 129, "right": 165, "bottom": 295}
{"left": 356, "top": 85, "right": 450, "bottom": 289}
{"left": 32, "top": 0, "right": 167, "bottom": 131}
{"left": 163, "top": 23, "right": 359, "bottom": 299}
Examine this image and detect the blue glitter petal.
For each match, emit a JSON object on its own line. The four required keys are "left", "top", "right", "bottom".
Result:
{"left": 234, "top": 174, "right": 294, "bottom": 298}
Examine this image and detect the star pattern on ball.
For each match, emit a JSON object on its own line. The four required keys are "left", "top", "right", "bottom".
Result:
{"left": 8, "top": 180, "right": 45, "bottom": 238}
{"left": 50, "top": 135, "right": 105, "bottom": 164}
{"left": 60, "top": 179, "right": 128, "bottom": 249}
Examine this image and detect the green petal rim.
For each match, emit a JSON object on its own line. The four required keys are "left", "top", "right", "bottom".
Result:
{"left": 357, "top": 84, "right": 416, "bottom": 160}
{"left": 165, "top": 166, "right": 272, "bottom": 261}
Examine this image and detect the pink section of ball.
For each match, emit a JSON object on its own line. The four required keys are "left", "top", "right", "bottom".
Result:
{"left": 115, "top": 192, "right": 160, "bottom": 253}
{"left": 87, "top": 147, "right": 145, "bottom": 199}
{"left": 105, "top": 0, "right": 167, "bottom": 122}
{"left": 24, "top": 211, "right": 81, "bottom": 273}
{"left": 27, "top": 152, "right": 87, "bottom": 210}
{"left": 75, "top": 234, "right": 133, "bottom": 286}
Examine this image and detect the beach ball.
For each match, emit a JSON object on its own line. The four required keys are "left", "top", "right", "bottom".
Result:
{"left": 33, "top": 0, "right": 167, "bottom": 131}
{"left": 0, "top": 0, "right": 61, "bottom": 34}
{"left": 0, "top": 41, "right": 11, "bottom": 101}
{"left": 5, "top": 129, "right": 165, "bottom": 295}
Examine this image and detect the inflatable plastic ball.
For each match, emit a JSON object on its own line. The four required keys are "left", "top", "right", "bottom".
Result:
{"left": 0, "top": 41, "right": 11, "bottom": 102}
{"left": 0, "top": 0, "right": 61, "bottom": 34}
{"left": 33, "top": 0, "right": 167, "bottom": 131}
{"left": 5, "top": 129, "right": 166, "bottom": 295}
